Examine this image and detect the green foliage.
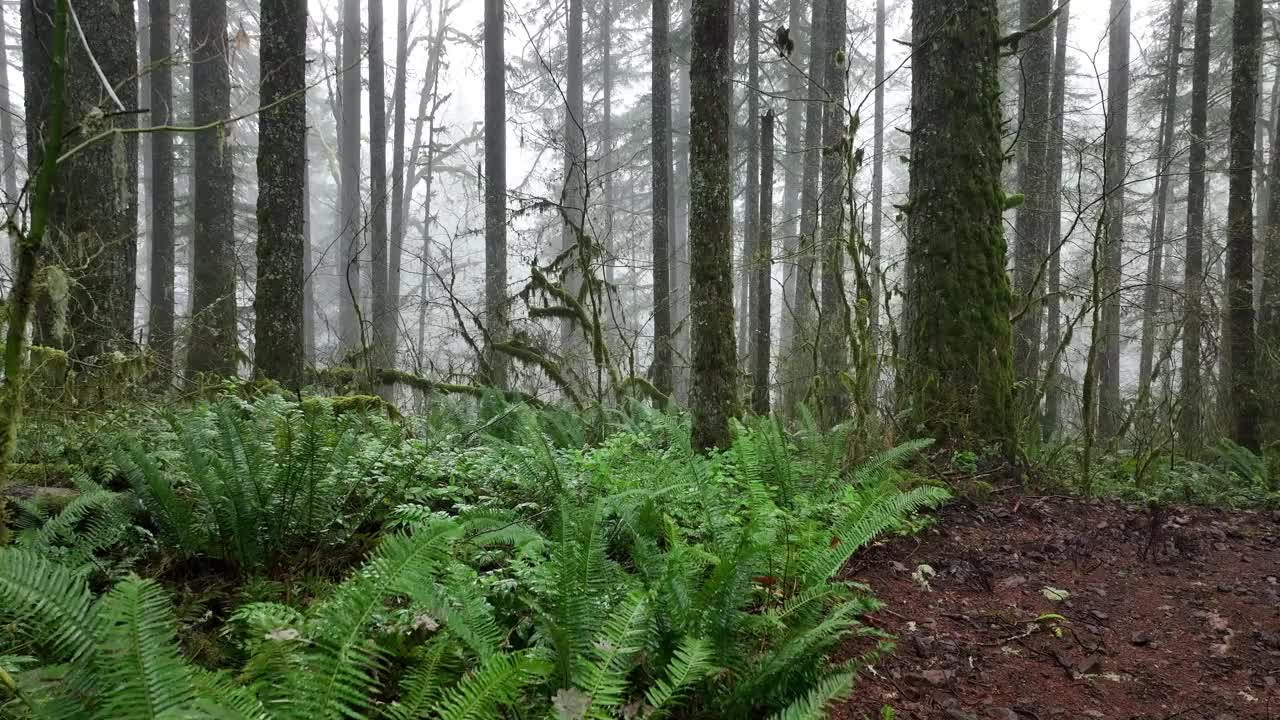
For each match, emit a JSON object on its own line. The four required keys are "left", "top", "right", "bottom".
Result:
{"left": 1, "top": 391, "right": 949, "bottom": 720}
{"left": 1083, "top": 439, "right": 1278, "bottom": 509}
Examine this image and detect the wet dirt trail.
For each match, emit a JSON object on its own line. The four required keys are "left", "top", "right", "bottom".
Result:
{"left": 835, "top": 495, "right": 1280, "bottom": 720}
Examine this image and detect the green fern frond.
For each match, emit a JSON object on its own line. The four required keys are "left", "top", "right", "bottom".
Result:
{"left": 435, "top": 651, "right": 541, "bottom": 720}
{"left": 573, "top": 592, "right": 650, "bottom": 719}
{"left": 849, "top": 439, "right": 934, "bottom": 487}
{"left": 765, "top": 672, "right": 854, "bottom": 720}
{"left": 0, "top": 549, "right": 96, "bottom": 662}
{"left": 643, "top": 636, "right": 712, "bottom": 718}
{"left": 379, "top": 637, "right": 459, "bottom": 720}
{"left": 92, "top": 577, "right": 196, "bottom": 720}
{"left": 802, "top": 486, "right": 948, "bottom": 583}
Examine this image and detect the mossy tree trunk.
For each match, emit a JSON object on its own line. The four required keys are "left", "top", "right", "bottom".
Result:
{"left": 1180, "top": 0, "right": 1212, "bottom": 452}
{"left": 651, "top": 0, "right": 674, "bottom": 398}
{"left": 903, "top": 0, "right": 1014, "bottom": 446}
{"left": 147, "top": 0, "right": 175, "bottom": 379}
{"left": 23, "top": 0, "right": 138, "bottom": 361}
{"left": 689, "top": 0, "right": 739, "bottom": 450}
{"left": 337, "top": 0, "right": 362, "bottom": 356}
{"left": 817, "top": 0, "right": 847, "bottom": 428}
{"left": 188, "top": 0, "right": 236, "bottom": 374}
{"left": 1225, "top": 0, "right": 1263, "bottom": 451}
{"left": 253, "top": 0, "right": 306, "bottom": 388}
{"left": 368, "top": 0, "right": 391, "bottom": 371}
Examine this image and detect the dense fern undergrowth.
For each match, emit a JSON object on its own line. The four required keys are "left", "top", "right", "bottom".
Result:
{"left": 0, "top": 389, "right": 951, "bottom": 719}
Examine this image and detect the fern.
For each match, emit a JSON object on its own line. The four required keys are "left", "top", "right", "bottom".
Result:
{"left": 0, "top": 549, "right": 96, "bottom": 662}
{"left": 643, "top": 636, "right": 713, "bottom": 718}
{"left": 765, "top": 672, "right": 854, "bottom": 720}
{"left": 92, "top": 578, "right": 196, "bottom": 720}
{"left": 435, "top": 651, "right": 541, "bottom": 720}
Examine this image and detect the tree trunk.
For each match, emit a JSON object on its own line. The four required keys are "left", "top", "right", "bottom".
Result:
{"left": 560, "top": 0, "right": 586, "bottom": 355}
{"left": 1012, "top": 0, "right": 1053, "bottom": 409}
{"left": 751, "top": 110, "right": 774, "bottom": 415}
{"left": 485, "top": 0, "right": 509, "bottom": 389}
{"left": 779, "top": 0, "right": 805, "bottom": 361}
{"left": 253, "top": 0, "right": 306, "bottom": 387}
{"left": 672, "top": 5, "right": 692, "bottom": 402}
{"left": 368, "top": 0, "right": 390, "bottom": 370}
{"left": 188, "top": 0, "right": 236, "bottom": 374}
{"left": 782, "top": 0, "right": 826, "bottom": 414}
{"left": 1041, "top": 4, "right": 1070, "bottom": 440}
{"left": 904, "top": 0, "right": 1014, "bottom": 445}
{"left": 147, "top": 0, "right": 175, "bottom": 378}
{"left": 387, "top": 0, "right": 410, "bottom": 364}
{"left": 1138, "top": 0, "right": 1186, "bottom": 398}
{"left": 1181, "top": 0, "right": 1212, "bottom": 451}
{"left": 689, "top": 0, "right": 738, "bottom": 449}
{"left": 1263, "top": 71, "right": 1280, "bottom": 437}
{"left": 337, "top": 0, "right": 362, "bottom": 356}
{"left": 817, "top": 0, "right": 847, "bottom": 428}
{"left": 869, "top": 0, "right": 885, "bottom": 334}
{"left": 651, "top": 0, "right": 673, "bottom": 397}
{"left": 1225, "top": 0, "right": 1262, "bottom": 451}
{"left": 0, "top": 1, "right": 17, "bottom": 204}
{"left": 737, "top": 0, "right": 760, "bottom": 362}
{"left": 23, "top": 0, "right": 139, "bottom": 360}
{"left": 1097, "top": 0, "right": 1130, "bottom": 440}
{"left": 303, "top": 139, "right": 315, "bottom": 365}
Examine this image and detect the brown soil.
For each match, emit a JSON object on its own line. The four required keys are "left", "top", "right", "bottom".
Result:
{"left": 835, "top": 495, "right": 1280, "bottom": 720}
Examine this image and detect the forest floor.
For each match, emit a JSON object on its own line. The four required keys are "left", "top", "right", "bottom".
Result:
{"left": 834, "top": 493, "right": 1280, "bottom": 720}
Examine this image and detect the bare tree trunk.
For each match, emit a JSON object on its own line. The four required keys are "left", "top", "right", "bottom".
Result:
{"left": 0, "top": 2, "right": 17, "bottom": 204}
{"left": 1041, "top": 4, "right": 1070, "bottom": 440}
{"left": 1181, "top": 0, "right": 1212, "bottom": 451}
{"left": 1012, "top": 0, "right": 1053, "bottom": 408}
{"left": 303, "top": 142, "right": 315, "bottom": 365}
{"left": 672, "top": 6, "right": 692, "bottom": 402}
{"left": 188, "top": 0, "right": 235, "bottom": 374}
{"left": 560, "top": 0, "right": 586, "bottom": 354}
{"left": 1138, "top": 0, "right": 1185, "bottom": 397}
{"left": 782, "top": 0, "right": 826, "bottom": 414}
{"left": 1098, "top": 0, "right": 1130, "bottom": 440}
{"left": 485, "top": 0, "right": 508, "bottom": 388}
{"left": 869, "top": 0, "right": 885, "bottom": 334}
{"left": 368, "top": 0, "right": 391, "bottom": 372}
{"left": 750, "top": 110, "right": 774, "bottom": 415}
{"left": 778, "top": 0, "right": 804, "bottom": 360}
{"left": 148, "top": 0, "right": 175, "bottom": 378}
{"left": 253, "top": 0, "right": 306, "bottom": 387}
{"left": 690, "top": 0, "right": 738, "bottom": 449}
{"left": 387, "top": 0, "right": 410, "bottom": 362}
{"left": 337, "top": 0, "right": 362, "bottom": 356}
{"left": 817, "top": 0, "right": 848, "bottom": 428}
{"left": 737, "top": 0, "right": 760, "bottom": 362}
{"left": 651, "top": 0, "right": 673, "bottom": 397}
{"left": 1225, "top": 0, "right": 1262, "bottom": 451}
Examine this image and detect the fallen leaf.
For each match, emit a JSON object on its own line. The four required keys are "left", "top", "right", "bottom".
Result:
{"left": 1042, "top": 586, "right": 1070, "bottom": 602}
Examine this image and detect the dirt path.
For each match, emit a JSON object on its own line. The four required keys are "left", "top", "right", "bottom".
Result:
{"left": 835, "top": 495, "right": 1280, "bottom": 720}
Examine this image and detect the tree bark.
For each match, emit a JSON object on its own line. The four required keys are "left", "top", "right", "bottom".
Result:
{"left": 148, "top": 0, "right": 175, "bottom": 378}
{"left": 0, "top": 2, "right": 17, "bottom": 204}
{"left": 737, "top": 0, "right": 760, "bottom": 362}
{"left": 781, "top": 0, "right": 826, "bottom": 414}
{"left": 689, "top": 0, "right": 738, "bottom": 449}
{"left": 23, "top": 0, "right": 138, "bottom": 361}
{"left": 904, "top": 0, "right": 1014, "bottom": 445}
{"left": 1138, "top": 0, "right": 1185, "bottom": 398}
{"left": 485, "top": 0, "right": 509, "bottom": 389}
{"left": 560, "top": 0, "right": 586, "bottom": 355}
{"left": 1041, "top": 4, "right": 1070, "bottom": 440}
{"left": 1012, "top": 0, "right": 1053, "bottom": 408}
{"left": 779, "top": 0, "right": 805, "bottom": 361}
{"left": 387, "top": 0, "right": 410, "bottom": 364}
{"left": 1180, "top": 0, "right": 1212, "bottom": 451}
{"left": 751, "top": 110, "right": 774, "bottom": 415}
{"left": 337, "top": 0, "right": 362, "bottom": 356}
{"left": 188, "top": 0, "right": 236, "bottom": 374}
{"left": 817, "top": 0, "right": 847, "bottom": 427}
{"left": 651, "top": 0, "right": 673, "bottom": 397}
{"left": 1225, "top": 0, "right": 1262, "bottom": 451}
{"left": 253, "top": 0, "right": 306, "bottom": 387}
{"left": 369, "top": 0, "right": 390, "bottom": 369}
{"left": 869, "top": 0, "right": 885, "bottom": 334}
{"left": 672, "top": 3, "right": 692, "bottom": 402}
{"left": 1097, "top": 0, "right": 1130, "bottom": 440}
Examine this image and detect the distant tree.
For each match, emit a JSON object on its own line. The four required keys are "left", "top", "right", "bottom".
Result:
{"left": 368, "top": 0, "right": 391, "bottom": 370}
{"left": 253, "top": 0, "right": 307, "bottom": 387}
{"left": 651, "top": 0, "right": 673, "bottom": 397}
{"left": 868, "top": 0, "right": 885, "bottom": 333}
{"left": 560, "top": 0, "right": 586, "bottom": 354}
{"left": 22, "top": 0, "right": 139, "bottom": 360}
{"left": 385, "top": 0, "right": 411, "bottom": 367}
{"left": 903, "top": 0, "right": 1014, "bottom": 444}
{"left": 1098, "top": 0, "right": 1130, "bottom": 439}
{"left": 1225, "top": 0, "right": 1262, "bottom": 450}
{"left": 817, "top": 0, "right": 847, "bottom": 427}
{"left": 1041, "top": 5, "right": 1070, "bottom": 439}
{"left": 689, "top": 0, "right": 738, "bottom": 449}
{"left": 148, "top": 0, "right": 176, "bottom": 378}
{"left": 484, "top": 0, "right": 509, "bottom": 389}
{"left": 1181, "top": 0, "right": 1213, "bottom": 450}
{"left": 750, "top": 110, "right": 775, "bottom": 415}
{"left": 337, "top": 0, "right": 362, "bottom": 355}
{"left": 736, "top": 0, "right": 760, "bottom": 361}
